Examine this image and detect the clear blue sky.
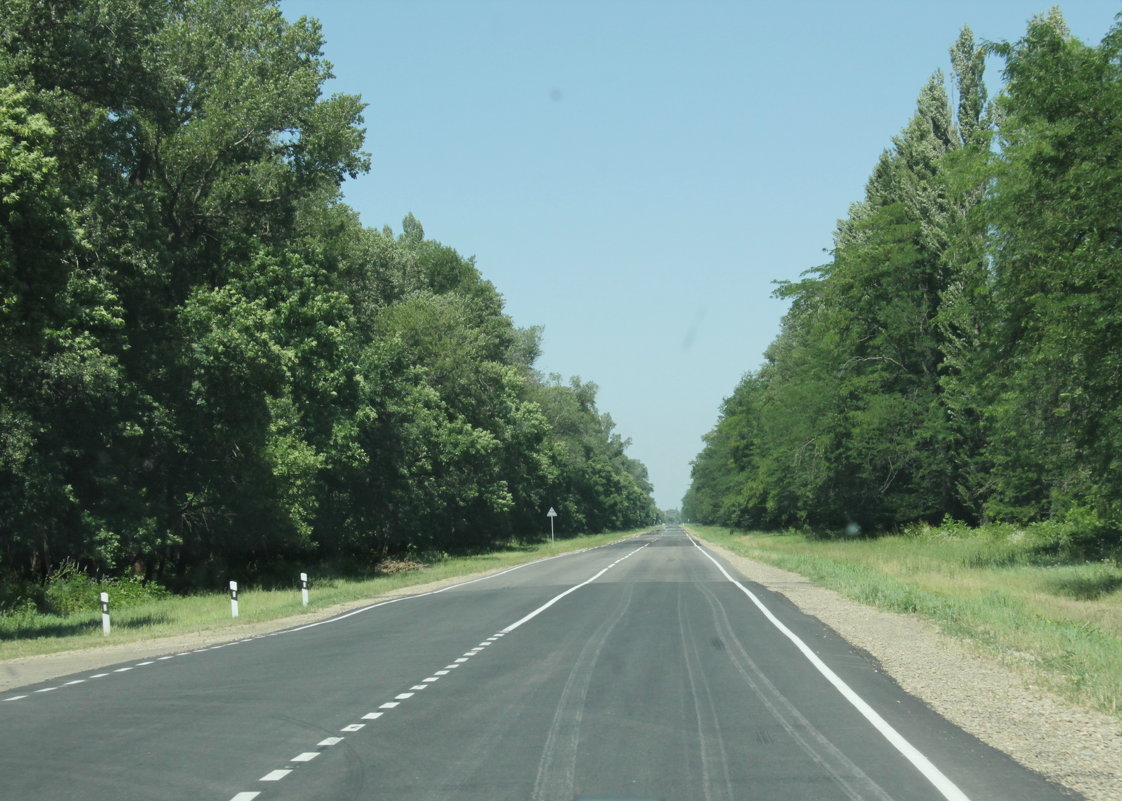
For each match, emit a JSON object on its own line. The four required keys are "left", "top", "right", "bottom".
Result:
{"left": 280, "top": 0, "right": 1117, "bottom": 509}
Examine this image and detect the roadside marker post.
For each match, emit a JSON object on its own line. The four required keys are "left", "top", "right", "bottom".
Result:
{"left": 229, "top": 580, "right": 239, "bottom": 618}
{"left": 300, "top": 572, "right": 309, "bottom": 607}
{"left": 547, "top": 507, "right": 557, "bottom": 543}
{"left": 100, "top": 592, "right": 110, "bottom": 636}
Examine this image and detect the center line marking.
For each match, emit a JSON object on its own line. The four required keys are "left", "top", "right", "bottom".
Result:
{"left": 379, "top": 702, "right": 399, "bottom": 709}
{"left": 260, "top": 770, "right": 291, "bottom": 781}
{"left": 362, "top": 712, "right": 383, "bottom": 720}
{"left": 317, "top": 737, "right": 343, "bottom": 747}
{"left": 342, "top": 724, "right": 365, "bottom": 731}
{"left": 395, "top": 692, "right": 414, "bottom": 700}
{"left": 291, "top": 752, "right": 319, "bottom": 763}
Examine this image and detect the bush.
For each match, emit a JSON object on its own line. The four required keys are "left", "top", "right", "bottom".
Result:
{"left": 41, "top": 561, "right": 171, "bottom": 616}
{"left": 43, "top": 561, "right": 97, "bottom": 616}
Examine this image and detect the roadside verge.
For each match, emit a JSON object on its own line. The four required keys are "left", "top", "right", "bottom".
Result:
{"left": 687, "top": 529, "right": 1121, "bottom": 801}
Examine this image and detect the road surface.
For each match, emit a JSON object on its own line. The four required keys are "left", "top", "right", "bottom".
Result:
{"left": 0, "top": 526, "right": 1079, "bottom": 801}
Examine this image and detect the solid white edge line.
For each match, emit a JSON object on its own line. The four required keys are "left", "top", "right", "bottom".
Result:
{"left": 687, "top": 533, "right": 972, "bottom": 801}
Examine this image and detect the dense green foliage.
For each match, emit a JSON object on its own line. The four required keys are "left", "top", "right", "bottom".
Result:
{"left": 0, "top": 0, "right": 655, "bottom": 596}
{"left": 685, "top": 10, "right": 1122, "bottom": 553}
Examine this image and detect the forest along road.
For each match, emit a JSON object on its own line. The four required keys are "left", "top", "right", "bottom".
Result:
{"left": 0, "top": 527, "right": 1078, "bottom": 801}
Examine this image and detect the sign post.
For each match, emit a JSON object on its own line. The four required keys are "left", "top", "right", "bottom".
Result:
{"left": 100, "top": 592, "right": 110, "bottom": 636}
{"left": 300, "top": 572, "right": 309, "bottom": 607}
{"left": 547, "top": 507, "right": 557, "bottom": 543}
{"left": 229, "top": 580, "right": 239, "bottom": 618}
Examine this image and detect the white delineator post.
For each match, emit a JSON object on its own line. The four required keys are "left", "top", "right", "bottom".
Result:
{"left": 547, "top": 507, "right": 557, "bottom": 543}
{"left": 100, "top": 592, "right": 110, "bottom": 636}
{"left": 229, "top": 580, "right": 239, "bottom": 618}
{"left": 300, "top": 572, "right": 309, "bottom": 607}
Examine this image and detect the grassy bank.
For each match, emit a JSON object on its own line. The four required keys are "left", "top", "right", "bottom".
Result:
{"left": 0, "top": 529, "right": 645, "bottom": 661}
{"left": 688, "top": 523, "right": 1122, "bottom": 722}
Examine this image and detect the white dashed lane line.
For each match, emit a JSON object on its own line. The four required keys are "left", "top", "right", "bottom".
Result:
{"left": 2, "top": 537, "right": 641, "bottom": 706}
{"left": 222, "top": 541, "right": 650, "bottom": 801}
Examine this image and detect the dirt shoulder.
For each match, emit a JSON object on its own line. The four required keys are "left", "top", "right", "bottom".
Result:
{"left": 691, "top": 533, "right": 1122, "bottom": 801}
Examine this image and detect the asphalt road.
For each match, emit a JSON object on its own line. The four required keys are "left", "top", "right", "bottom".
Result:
{"left": 0, "top": 526, "right": 1080, "bottom": 801}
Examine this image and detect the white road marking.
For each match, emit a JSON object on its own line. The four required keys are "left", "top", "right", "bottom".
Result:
{"left": 274, "top": 546, "right": 613, "bottom": 635}
{"left": 64, "top": 680, "right": 85, "bottom": 685}
{"left": 688, "top": 534, "right": 972, "bottom": 801}
{"left": 218, "top": 533, "right": 651, "bottom": 798}
{"left": 500, "top": 543, "right": 649, "bottom": 634}
{"left": 8, "top": 538, "right": 652, "bottom": 712}
{"left": 34, "top": 687, "right": 58, "bottom": 693}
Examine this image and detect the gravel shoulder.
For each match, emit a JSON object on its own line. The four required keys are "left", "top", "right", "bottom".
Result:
{"left": 693, "top": 534, "right": 1122, "bottom": 801}
{"left": 4, "top": 532, "right": 1120, "bottom": 800}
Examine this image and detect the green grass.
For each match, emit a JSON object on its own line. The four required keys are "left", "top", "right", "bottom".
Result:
{"left": 0, "top": 529, "right": 646, "bottom": 661}
{"left": 687, "top": 523, "right": 1122, "bottom": 722}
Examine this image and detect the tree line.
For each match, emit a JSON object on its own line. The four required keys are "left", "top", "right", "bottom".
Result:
{"left": 0, "top": 0, "right": 656, "bottom": 595}
{"left": 685, "top": 10, "right": 1122, "bottom": 552}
